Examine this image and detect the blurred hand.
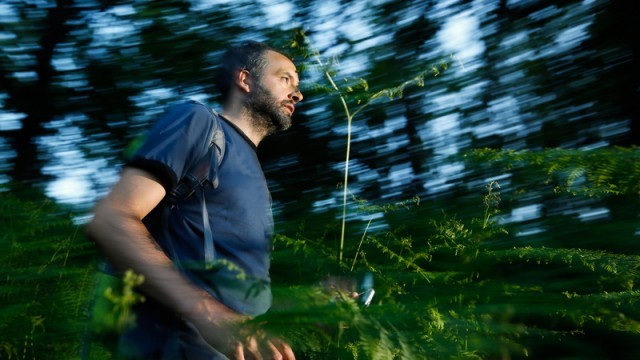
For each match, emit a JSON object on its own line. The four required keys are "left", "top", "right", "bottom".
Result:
{"left": 233, "top": 336, "right": 295, "bottom": 360}
{"left": 184, "top": 297, "right": 295, "bottom": 359}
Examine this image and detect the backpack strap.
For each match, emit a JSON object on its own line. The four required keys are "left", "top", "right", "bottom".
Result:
{"left": 165, "top": 101, "right": 225, "bottom": 267}
{"left": 167, "top": 103, "right": 225, "bottom": 201}
{"left": 201, "top": 106, "right": 224, "bottom": 267}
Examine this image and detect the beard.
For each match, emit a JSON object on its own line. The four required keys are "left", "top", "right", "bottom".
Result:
{"left": 246, "top": 81, "right": 292, "bottom": 135}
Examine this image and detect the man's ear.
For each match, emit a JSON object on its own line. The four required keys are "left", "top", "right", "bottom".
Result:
{"left": 235, "top": 69, "right": 251, "bottom": 94}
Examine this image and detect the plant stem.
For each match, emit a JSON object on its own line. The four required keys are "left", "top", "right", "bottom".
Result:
{"left": 339, "top": 116, "right": 352, "bottom": 266}
{"left": 310, "top": 44, "right": 441, "bottom": 267}
{"left": 482, "top": 205, "right": 490, "bottom": 230}
{"left": 315, "top": 55, "right": 353, "bottom": 266}
{"left": 350, "top": 217, "right": 373, "bottom": 272}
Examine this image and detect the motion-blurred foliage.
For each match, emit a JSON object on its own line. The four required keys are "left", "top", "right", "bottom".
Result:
{"left": 0, "top": 189, "right": 97, "bottom": 358}
{"left": 4, "top": 146, "right": 640, "bottom": 359}
{"left": 264, "top": 148, "right": 640, "bottom": 358}
{"left": 1, "top": 0, "right": 639, "bottom": 359}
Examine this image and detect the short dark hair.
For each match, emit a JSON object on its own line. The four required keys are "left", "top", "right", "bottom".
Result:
{"left": 215, "top": 40, "right": 277, "bottom": 103}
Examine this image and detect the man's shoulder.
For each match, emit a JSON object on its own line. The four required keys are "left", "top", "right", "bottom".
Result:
{"left": 172, "top": 100, "right": 218, "bottom": 117}
{"left": 160, "top": 100, "right": 224, "bottom": 150}
{"left": 126, "top": 100, "right": 224, "bottom": 191}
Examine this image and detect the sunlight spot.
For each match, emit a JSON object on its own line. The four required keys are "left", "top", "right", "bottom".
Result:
{"left": 46, "top": 176, "right": 92, "bottom": 204}
{"left": 258, "top": 0, "right": 294, "bottom": 27}
{"left": 578, "top": 207, "right": 610, "bottom": 222}
{"left": 510, "top": 205, "right": 542, "bottom": 222}
{"left": 0, "top": 112, "right": 25, "bottom": 131}
{"left": 437, "top": 11, "right": 485, "bottom": 66}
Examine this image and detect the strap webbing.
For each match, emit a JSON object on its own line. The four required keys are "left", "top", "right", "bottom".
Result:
{"left": 201, "top": 188, "right": 215, "bottom": 268}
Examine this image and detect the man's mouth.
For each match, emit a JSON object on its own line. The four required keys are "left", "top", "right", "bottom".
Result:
{"left": 283, "top": 103, "right": 295, "bottom": 114}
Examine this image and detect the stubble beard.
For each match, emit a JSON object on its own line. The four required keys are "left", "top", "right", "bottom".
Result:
{"left": 246, "top": 81, "right": 292, "bottom": 136}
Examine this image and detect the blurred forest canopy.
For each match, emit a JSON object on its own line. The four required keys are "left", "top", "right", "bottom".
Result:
{"left": 0, "top": 0, "right": 637, "bottom": 213}
{"left": 1, "top": 0, "right": 639, "bottom": 359}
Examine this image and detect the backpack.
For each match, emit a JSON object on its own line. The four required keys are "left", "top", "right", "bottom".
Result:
{"left": 154, "top": 101, "right": 226, "bottom": 267}
{"left": 162, "top": 100, "right": 225, "bottom": 266}
{"left": 123, "top": 100, "right": 226, "bottom": 265}
{"left": 168, "top": 102, "right": 226, "bottom": 198}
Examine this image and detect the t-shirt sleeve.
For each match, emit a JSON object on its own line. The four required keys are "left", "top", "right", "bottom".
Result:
{"left": 126, "top": 102, "right": 215, "bottom": 192}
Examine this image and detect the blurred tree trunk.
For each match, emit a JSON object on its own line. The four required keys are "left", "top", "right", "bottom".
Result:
{"left": 593, "top": 0, "right": 639, "bottom": 146}
{"left": 1, "top": 0, "right": 78, "bottom": 187}
{"left": 391, "top": 11, "right": 437, "bottom": 197}
{"left": 402, "top": 89, "right": 430, "bottom": 195}
{"left": 470, "top": 0, "right": 508, "bottom": 149}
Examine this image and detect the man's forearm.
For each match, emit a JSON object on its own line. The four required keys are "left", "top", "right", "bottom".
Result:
{"left": 86, "top": 205, "right": 237, "bottom": 322}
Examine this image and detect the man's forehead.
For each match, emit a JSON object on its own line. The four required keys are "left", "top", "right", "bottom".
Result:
{"left": 266, "top": 50, "right": 298, "bottom": 73}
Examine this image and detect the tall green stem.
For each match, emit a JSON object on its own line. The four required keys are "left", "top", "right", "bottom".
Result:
{"left": 339, "top": 116, "right": 352, "bottom": 266}
{"left": 315, "top": 55, "right": 353, "bottom": 266}
{"left": 309, "top": 42, "right": 440, "bottom": 267}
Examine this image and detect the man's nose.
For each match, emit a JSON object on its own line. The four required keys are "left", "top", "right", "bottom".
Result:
{"left": 290, "top": 89, "right": 303, "bottom": 103}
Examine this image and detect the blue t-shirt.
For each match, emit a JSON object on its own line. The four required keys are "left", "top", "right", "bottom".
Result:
{"left": 128, "top": 101, "right": 273, "bottom": 316}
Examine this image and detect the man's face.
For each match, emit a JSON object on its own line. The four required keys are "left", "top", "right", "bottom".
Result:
{"left": 247, "top": 50, "right": 302, "bottom": 134}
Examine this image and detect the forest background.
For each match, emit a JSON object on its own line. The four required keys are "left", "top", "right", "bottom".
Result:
{"left": 1, "top": 0, "right": 639, "bottom": 359}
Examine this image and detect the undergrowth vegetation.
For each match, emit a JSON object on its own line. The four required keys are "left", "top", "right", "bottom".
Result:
{"left": 2, "top": 148, "right": 639, "bottom": 359}
{"left": 262, "top": 147, "right": 640, "bottom": 359}
{"left": 0, "top": 189, "right": 97, "bottom": 359}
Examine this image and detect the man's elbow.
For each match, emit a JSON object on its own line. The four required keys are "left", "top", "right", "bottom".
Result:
{"left": 85, "top": 202, "right": 113, "bottom": 245}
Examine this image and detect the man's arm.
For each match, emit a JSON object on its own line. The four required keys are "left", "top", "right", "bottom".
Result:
{"left": 86, "top": 168, "right": 243, "bottom": 351}
{"left": 87, "top": 167, "right": 295, "bottom": 359}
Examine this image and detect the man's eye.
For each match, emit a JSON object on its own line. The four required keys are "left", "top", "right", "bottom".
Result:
{"left": 282, "top": 77, "right": 290, "bottom": 83}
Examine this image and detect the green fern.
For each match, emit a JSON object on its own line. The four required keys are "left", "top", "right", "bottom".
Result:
{"left": 465, "top": 147, "right": 640, "bottom": 197}
{"left": 0, "top": 189, "right": 99, "bottom": 359}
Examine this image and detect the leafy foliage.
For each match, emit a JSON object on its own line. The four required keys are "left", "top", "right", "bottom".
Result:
{"left": 1, "top": 0, "right": 638, "bottom": 358}
{"left": 3, "top": 149, "right": 640, "bottom": 359}
{"left": 0, "top": 189, "right": 98, "bottom": 359}
{"left": 466, "top": 147, "right": 640, "bottom": 197}
{"left": 259, "top": 149, "right": 640, "bottom": 359}
{"left": 290, "top": 29, "right": 450, "bottom": 266}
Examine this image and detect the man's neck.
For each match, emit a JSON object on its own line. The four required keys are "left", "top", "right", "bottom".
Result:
{"left": 221, "top": 105, "right": 268, "bottom": 147}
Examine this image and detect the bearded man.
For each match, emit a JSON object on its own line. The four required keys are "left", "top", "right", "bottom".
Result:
{"left": 87, "top": 40, "right": 302, "bottom": 360}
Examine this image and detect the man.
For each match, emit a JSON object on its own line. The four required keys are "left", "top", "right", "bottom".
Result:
{"left": 86, "top": 40, "right": 302, "bottom": 359}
